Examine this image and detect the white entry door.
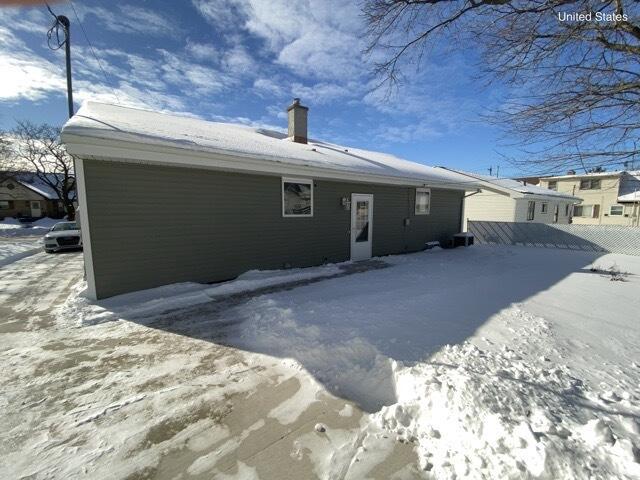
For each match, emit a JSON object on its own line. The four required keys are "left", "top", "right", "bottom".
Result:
{"left": 350, "top": 194, "right": 373, "bottom": 261}
{"left": 30, "top": 201, "right": 42, "bottom": 217}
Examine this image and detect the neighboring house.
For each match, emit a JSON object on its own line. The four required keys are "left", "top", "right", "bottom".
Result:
{"left": 0, "top": 173, "right": 67, "bottom": 219}
{"left": 539, "top": 171, "right": 640, "bottom": 226}
{"left": 436, "top": 169, "right": 581, "bottom": 229}
{"left": 61, "top": 100, "right": 491, "bottom": 300}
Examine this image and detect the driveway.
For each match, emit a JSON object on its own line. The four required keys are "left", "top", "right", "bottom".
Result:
{"left": 0, "top": 252, "right": 420, "bottom": 479}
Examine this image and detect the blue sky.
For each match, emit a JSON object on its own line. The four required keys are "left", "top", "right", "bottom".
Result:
{"left": 0, "top": 0, "right": 523, "bottom": 177}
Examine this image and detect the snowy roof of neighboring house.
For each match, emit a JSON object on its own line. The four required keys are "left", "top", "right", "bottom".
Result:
{"left": 437, "top": 168, "right": 581, "bottom": 201}
{"left": 545, "top": 170, "right": 624, "bottom": 180}
{"left": 5, "top": 172, "right": 75, "bottom": 200}
{"left": 618, "top": 171, "right": 640, "bottom": 202}
{"left": 61, "top": 102, "right": 484, "bottom": 190}
{"left": 14, "top": 173, "right": 58, "bottom": 200}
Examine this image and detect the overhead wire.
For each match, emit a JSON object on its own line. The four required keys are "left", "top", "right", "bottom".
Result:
{"left": 44, "top": 1, "right": 66, "bottom": 51}
{"left": 68, "top": 0, "right": 122, "bottom": 104}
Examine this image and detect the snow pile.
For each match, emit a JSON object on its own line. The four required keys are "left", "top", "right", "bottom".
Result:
{"left": 375, "top": 308, "right": 639, "bottom": 478}
{"left": 58, "top": 262, "right": 345, "bottom": 326}
{"left": 0, "top": 239, "right": 40, "bottom": 266}
{"left": 0, "top": 216, "right": 60, "bottom": 238}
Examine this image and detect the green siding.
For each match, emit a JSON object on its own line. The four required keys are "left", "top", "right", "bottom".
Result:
{"left": 84, "top": 160, "right": 463, "bottom": 298}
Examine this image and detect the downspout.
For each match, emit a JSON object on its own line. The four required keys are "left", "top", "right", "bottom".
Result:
{"left": 461, "top": 189, "right": 481, "bottom": 232}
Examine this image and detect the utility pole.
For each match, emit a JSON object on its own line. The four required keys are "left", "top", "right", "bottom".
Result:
{"left": 58, "top": 15, "right": 74, "bottom": 118}
{"left": 488, "top": 166, "right": 493, "bottom": 176}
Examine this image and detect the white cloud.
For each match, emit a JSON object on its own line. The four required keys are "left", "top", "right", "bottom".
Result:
{"left": 291, "top": 81, "right": 360, "bottom": 104}
{"left": 0, "top": 24, "right": 225, "bottom": 117}
{"left": 69, "top": 3, "right": 177, "bottom": 37}
{"left": 194, "top": 0, "right": 366, "bottom": 81}
{"left": 0, "top": 7, "right": 49, "bottom": 33}
{"left": 222, "top": 45, "right": 255, "bottom": 74}
{"left": 186, "top": 41, "right": 219, "bottom": 62}
{"left": 191, "top": 0, "right": 244, "bottom": 26}
{"left": 0, "top": 26, "right": 66, "bottom": 102}
{"left": 374, "top": 121, "right": 443, "bottom": 144}
{"left": 253, "top": 78, "right": 285, "bottom": 97}
{"left": 159, "top": 49, "right": 235, "bottom": 95}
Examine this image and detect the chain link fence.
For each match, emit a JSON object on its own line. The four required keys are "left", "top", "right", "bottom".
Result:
{"left": 468, "top": 221, "right": 640, "bottom": 256}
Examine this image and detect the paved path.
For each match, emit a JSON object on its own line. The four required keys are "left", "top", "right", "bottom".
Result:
{"left": 0, "top": 251, "right": 420, "bottom": 479}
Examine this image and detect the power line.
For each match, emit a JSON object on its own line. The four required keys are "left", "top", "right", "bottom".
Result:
{"left": 67, "top": 0, "right": 122, "bottom": 105}
{"left": 44, "top": 1, "right": 66, "bottom": 51}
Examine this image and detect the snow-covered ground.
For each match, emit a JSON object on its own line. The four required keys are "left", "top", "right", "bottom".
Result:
{"left": 1, "top": 246, "right": 639, "bottom": 479}
{"left": 0, "top": 238, "right": 40, "bottom": 267}
{"left": 0, "top": 216, "right": 59, "bottom": 238}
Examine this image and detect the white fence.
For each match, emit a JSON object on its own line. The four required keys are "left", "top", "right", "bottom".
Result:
{"left": 468, "top": 221, "right": 640, "bottom": 256}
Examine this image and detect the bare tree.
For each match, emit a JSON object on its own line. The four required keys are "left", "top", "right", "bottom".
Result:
{"left": 364, "top": 0, "right": 640, "bottom": 174}
{"left": 1, "top": 121, "right": 76, "bottom": 220}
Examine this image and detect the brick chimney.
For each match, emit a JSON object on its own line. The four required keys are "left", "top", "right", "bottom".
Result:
{"left": 287, "top": 98, "right": 308, "bottom": 144}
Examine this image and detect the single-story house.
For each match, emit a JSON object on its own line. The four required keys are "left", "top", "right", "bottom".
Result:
{"left": 436, "top": 169, "right": 582, "bottom": 230}
{"left": 0, "top": 172, "right": 67, "bottom": 219}
{"left": 62, "top": 100, "right": 492, "bottom": 300}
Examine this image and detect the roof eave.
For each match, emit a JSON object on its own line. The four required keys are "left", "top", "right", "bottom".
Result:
{"left": 61, "top": 133, "right": 473, "bottom": 191}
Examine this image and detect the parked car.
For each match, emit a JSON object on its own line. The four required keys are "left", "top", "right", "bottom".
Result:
{"left": 43, "top": 221, "right": 83, "bottom": 253}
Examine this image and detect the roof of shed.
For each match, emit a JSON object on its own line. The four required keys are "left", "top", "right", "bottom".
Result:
{"left": 61, "top": 102, "right": 483, "bottom": 190}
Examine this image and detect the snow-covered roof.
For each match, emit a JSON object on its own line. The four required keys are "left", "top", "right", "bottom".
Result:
{"left": 15, "top": 173, "right": 57, "bottom": 200}
{"left": 618, "top": 171, "right": 640, "bottom": 202}
{"left": 5, "top": 172, "right": 75, "bottom": 201}
{"left": 61, "top": 102, "right": 482, "bottom": 190}
{"left": 545, "top": 170, "right": 624, "bottom": 180}
{"left": 438, "top": 168, "right": 581, "bottom": 200}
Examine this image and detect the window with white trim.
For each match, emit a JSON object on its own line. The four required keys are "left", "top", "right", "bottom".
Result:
{"left": 0, "top": 200, "right": 10, "bottom": 209}
{"left": 415, "top": 188, "right": 430, "bottom": 215}
{"left": 541, "top": 202, "right": 548, "bottom": 213}
{"left": 282, "top": 178, "right": 313, "bottom": 217}
{"left": 527, "top": 201, "right": 535, "bottom": 221}
{"left": 609, "top": 205, "right": 624, "bottom": 216}
{"left": 573, "top": 204, "right": 600, "bottom": 218}
{"left": 547, "top": 181, "right": 557, "bottom": 191}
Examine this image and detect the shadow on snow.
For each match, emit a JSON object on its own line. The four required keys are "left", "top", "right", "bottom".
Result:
{"left": 113, "top": 246, "right": 604, "bottom": 413}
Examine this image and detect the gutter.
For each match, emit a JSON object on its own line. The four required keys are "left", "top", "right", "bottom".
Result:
{"left": 61, "top": 133, "right": 479, "bottom": 192}
{"left": 460, "top": 189, "right": 481, "bottom": 232}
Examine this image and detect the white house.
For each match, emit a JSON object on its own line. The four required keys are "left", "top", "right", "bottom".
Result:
{"left": 436, "top": 169, "right": 582, "bottom": 229}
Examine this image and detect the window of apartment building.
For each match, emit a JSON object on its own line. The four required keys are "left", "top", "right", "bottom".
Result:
{"left": 609, "top": 205, "right": 624, "bottom": 216}
{"left": 415, "top": 188, "right": 431, "bottom": 215}
{"left": 573, "top": 204, "right": 600, "bottom": 218}
{"left": 547, "top": 181, "right": 557, "bottom": 191}
{"left": 579, "top": 179, "right": 601, "bottom": 190}
{"left": 527, "top": 201, "right": 535, "bottom": 221}
{"left": 282, "top": 178, "right": 313, "bottom": 217}
{"left": 541, "top": 202, "right": 548, "bottom": 213}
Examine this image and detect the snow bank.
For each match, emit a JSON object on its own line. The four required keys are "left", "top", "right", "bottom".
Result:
{"left": 0, "top": 217, "right": 61, "bottom": 238}
{"left": 0, "top": 240, "right": 40, "bottom": 267}
{"left": 58, "top": 262, "right": 345, "bottom": 326}
{"left": 374, "top": 308, "right": 638, "bottom": 478}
